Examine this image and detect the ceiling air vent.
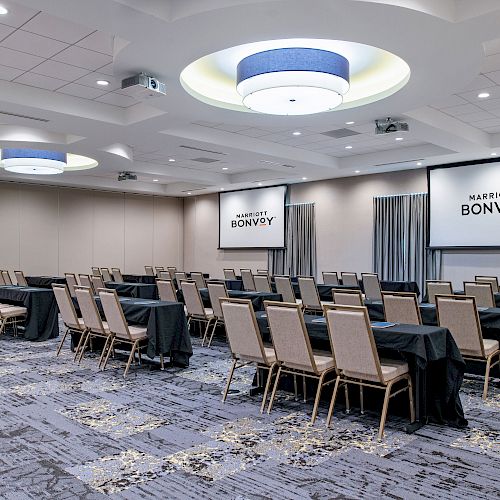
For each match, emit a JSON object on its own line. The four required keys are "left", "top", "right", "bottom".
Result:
{"left": 191, "top": 157, "right": 219, "bottom": 163}
{"left": 0, "top": 110, "right": 49, "bottom": 122}
{"left": 180, "top": 145, "right": 226, "bottom": 155}
{"left": 321, "top": 128, "right": 360, "bottom": 139}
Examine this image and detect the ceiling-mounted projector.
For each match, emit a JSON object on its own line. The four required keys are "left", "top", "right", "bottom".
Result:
{"left": 118, "top": 171, "right": 137, "bottom": 181}
{"left": 375, "top": 118, "right": 409, "bottom": 135}
{"left": 121, "top": 73, "right": 166, "bottom": 99}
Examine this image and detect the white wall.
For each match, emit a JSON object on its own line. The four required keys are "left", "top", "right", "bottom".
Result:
{"left": 0, "top": 182, "right": 184, "bottom": 276}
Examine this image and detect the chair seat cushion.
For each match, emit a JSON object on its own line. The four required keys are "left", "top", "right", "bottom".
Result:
{"left": 116, "top": 325, "right": 148, "bottom": 340}
{"left": 0, "top": 306, "right": 27, "bottom": 318}
{"left": 461, "top": 338, "right": 499, "bottom": 357}
{"left": 344, "top": 358, "right": 409, "bottom": 383}
{"left": 313, "top": 354, "right": 335, "bottom": 372}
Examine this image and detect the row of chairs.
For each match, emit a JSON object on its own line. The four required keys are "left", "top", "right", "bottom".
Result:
{"left": 427, "top": 279, "right": 498, "bottom": 307}
{"left": 0, "top": 270, "right": 29, "bottom": 286}
{"left": 0, "top": 270, "right": 28, "bottom": 336}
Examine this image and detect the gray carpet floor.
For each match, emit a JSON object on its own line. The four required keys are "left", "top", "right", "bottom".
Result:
{"left": 0, "top": 323, "right": 498, "bottom": 500}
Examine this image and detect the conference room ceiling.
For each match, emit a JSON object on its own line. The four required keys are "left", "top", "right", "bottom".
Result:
{"left": 0, "top": 0, "right": 499, "bottom": 196}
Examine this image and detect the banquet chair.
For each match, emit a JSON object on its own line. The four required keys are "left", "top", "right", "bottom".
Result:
{"left": 332, "top": 289, "right": 363, "bottom": 306}
{"left": 74, "top": 286, "right": 111, "bottom": 366}
{"left": 256, "top": 269, "right": 269, "bottom": 275}
{"left": 206, "top": 282, "right": 229, "bottom": 346}
{"left": 436, "top": 294, "right": 500, "bottom": 399}
{"left": 144, "top": 265, "right": 155, "bottom": 276}
{"left": 274, "top": 275, "right": 301, "bottom": 305}
{"left": 362, "top": 273, "right": 382, "bottom": 301}
{"left": 265, "top": 301, "right": 337, "bottom": 422}
{"left": 157, "top": 279, "right": 178, "bottom": 302}
{"left": 111, "top": 268, "right": 124, "bottom": 283}
{"left": 190, "top": 272, "right": 206, "bottom": 289}
{"left": 91, "top": 275, "right": 105, "bottom": 292}
{"left": 463, "top": 282, "right": 495, "bottom": 308}
{"left": 0, "top": 272, "right": 4, "bottom": 285}
{"left": 322, "top": 272, "right": 339, "bottom": 286}
{"left": 341, "top": 272, "right": 359, "bottom": 287}
{"left": 78, "top": 274, "right": 93, "bottom": 293}
{"left": 475, "top": 275, "right": 499, "bottom": 293}
{"left": 240, "top": 269, "right": 256, "bottom": 291}
{"left": 0, "top": 302, "right": 27, "bottom": 337}
{"left": 254, "top": 274, "right": 272, "bottom": 293}
{"left": 382, "top": 292, "right": 422, "bottom": 325}
{"left": 91, "top": 267, "right": 101, "bottom": 277}
{"left": 157, "top": 271, "right": 169, "bottom": 280}
{"left": 155, "top": 266, "right": 165, "bottom": 277}
{"left": 180, "top": 280, "right": 215, "bottom": 343}
{"left": 100, "top": 268, "right": 113, "bottom": 282}
{"left": 14, "top": 271, "right": 28, "bottom": 286}
{"left": 52, "top": 284, "right": 87, "bottom": 356}
{"left": 64, "top": 273, "right": 79, "bottom": 298}
{"left": 220, "top": 298, "right": 277, "bottom": 412}
{"left": 223, "top": 268, "right": 237, "bottom": 280}
{"left": 298, "top": 276, "right": 333, "bottom": 314}
{"left": 98, "top": 288, "right": 149, "bottom": 378}
{"left": 323, "top": 304, "right": 414, "bottom": 439}
{"left": 167, "top": 267, "right": 177, "bottom": 280}
{"left": 2, "top": 270, "right": 13, "bottom": 285}
{"left": 426, "top": 280, "right": 452, "bottom": 304}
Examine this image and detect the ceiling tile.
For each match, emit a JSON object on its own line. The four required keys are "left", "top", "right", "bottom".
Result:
{"left": 0, "top": 46, "right": 44, "bottom": 70}
{"left": 14, "top": 71, "right": 67, "bottom": 91}
{"left": 0, "top": 22, "right": 15, "bottom": 41}
{"left": 456, "top": 110, "right": 496, "bottom": 122}
{"left": 95, "top": 91, "right": 137, "bottom": 107}
{"left": 460, "top": 74, "right": 497, "bottom": 92}
{"left": 235, "top": 127, "right": 269, "bottom": 138}
{"left": 1, "top": 29, "right": 68, "bottom": 58}
{"left": 483, "top": 38, "right": 500, "bottom": 56}
{"left": 94, "top": 62, "right": 114, "bottom": 75}
{"left": 76, "top": 31, "right": 114, "bottom": 55}
{"left": 74, "top": 71, "right": 121, "bottom": 91}
{"left": 459, "top": 85, "right": 500, "bottom": 102}
{"left": 477, "top": 98, "right": 500, "bottom": 110}
{"left": 21, "top": 12, "right": 94, "bottom": 43}
{"left": 214, "top": 124, "right": 251, "bottom": 133}
{"left": 485, "top": 70, "right": 500, "bottom": 85}
{"left": 30, "top": 59, "right": 89, "bottom": 82}
{"left": 442, "top": 103, "right": 481, "bottom": 116}
{"left": 431, "top": 94, "right": 468, "bottom": 108}
{"left": 483, "top": 126, "right": 500, "bottom": 133}
{"left": 0, "top": 5, "right": 40, "bottom": 28}
{"left": 0, "top": 63, "right": 24, "bottom": 81}
{"left": 481, "top": 53, "right": 500, "bottom": 74}
{"left": 470, "top": 118, "right": 500, "bottom": 128}
{"left": 57, "top": 82, "right": 108, "bottom": 99}
{"left": 52, "top": 45, "right": 112, "bottom": 70}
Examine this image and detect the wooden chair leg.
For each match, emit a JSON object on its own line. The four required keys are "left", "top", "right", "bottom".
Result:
{"left": 378, "top": 382, "right": 393, "bottom": 440}
{"left": 98, "top": 336, "right": 111, "bottom": 369}
{"left": 260, "top": 363, "right": 277, "bottom": 413}
{"left": 359, "top": 383, "right": 364, "bottom": 414}
{"left": 207, "top": 319, "right": 218, "bottom": 347}
{"left": 101, "top": 338, "right": 115, "bottom": 371}
{"left": 311, "top": 371, "right": 328, "bottom": 424}
{"left": 123, "top": 341, "right": 138, "bottom": 378}
{"left": 326, "top": 375, "right": 341, "bottom": 427}
{"left": 73, "top": 330, "right": 86, "bottom": 362}
{"left": 56, "top": 328, "right": 70, "bottom": 356}
{"left": 407, "top": 375, "right": 415, "bottom": 422}
{"left": 267, "top": 366, "right": 282, "bottom": 414}
{"left": 483, "top": 354, "right": 493, "bottom": 399}
{"left": 344, "top": 384, "right": 350, "bottom": 413}
{"left": 222, "top": 358, "right": 238, "bottom": 402}
{"left": 78, "top": 332, "right": 91, "bottom": 363}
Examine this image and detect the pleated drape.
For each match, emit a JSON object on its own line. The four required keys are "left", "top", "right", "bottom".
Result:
{"left": 268, "top": 203, "right": 317, "bottom": 277}
{"left": 373, "top": 193, "right": 429, "bottom": 293}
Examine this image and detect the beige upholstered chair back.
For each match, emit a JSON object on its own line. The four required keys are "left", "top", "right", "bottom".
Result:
{"left": 436, "top": 295, "right": 484, "bottom": 356}
{"left": 464, "top": 282, "right": 495, "bottom": 308}
{"left": 223, "top": 268, "right": 237, "bottom": 280}
{"left": 100, "top": 268, "right": 112, "bottom": 282}
{"left": 322, "top": 272, "right": 339, "bottom": 285}
{"left": 98, "top": 288, "right": 132, "bottom": 340}
{"left": 64, "top": 273, "right": 78, "bottom": 298}
{"left": 475, "top": 275, "right": 499, "bottom": 293}
{"left": 208, "top": 282, "right": 229, "bottom": 319}
{"left": 265, "top": 302, "right": 317, "bottom": 373}
{"left": 426, "top": 280, "right": 452, "bottom": 304}
{"left": 190, "top": 272, "right": 206, "bottom": 289}
{"left": 298, "top": 276, "right": 321, "bottom": 309}
{"left": 91, "top": 275, "right": 105, "bottom": 292}
{"left": 111, "top": 268, "right": 124, "bottom": 283}
{"left": 157, "top": 279, "right": 177, "bottom": 302}
{"left": 382, "top": 292, "right": 421, "bottom": 325}
{"left": 341, "top": 272, "right": 358, "bottom": 287}
{"left": 91, "top": 267, "right": 101, "bottom": 277}
{"left": 155, "top": 266, "right": 165, "bottom": 277}
{"left": 256, "top": 269, "right": 269, "bottom": 275}
{"left": 75, "top": 286, "right": 106, "bottom": 334}
{"left": 157, "top": 271, "right": 170, "bottom": 280}
{"left": 332, "top": 289, "right": 363, "bottom": 306}
{"left": 14, "top": 270, "right": 28, "bottom": 287}
{"left": 0, "top": 272, "right": 5, "bottom": 286}
{"left": 167, "top": 267, "right": 177, "bottom": 280}
{"left": 274, "top": 276, "right": 296, "bottom": 303}
{"left": 254, "top": 274, "right": 271, "bottom": 293}
{"left": 175, "top": 272, "right": 187, "bottom": 285}
{"left": 221, "top": 298, "right": 270, "bottom": 364}
{"left": 78, "top": 274, "right": 93, "bottom": 292}
{"left": 1, "top": 270, "right": 12, "bottom": 285}
{"left": 181, "top": 280, "right": 206, "bottom": 317}
{"left": 325, "top": 305, "right": 383, "bottom": 383}
{"left": 144, "top": 266, "right": 155, "bottom": 276}
{"left": 53, "top": 284, "right": 82, "bottom": 330}
{"left": 362, "top": 273, "right": 382, "bottom": 301}
{"left": 240, "top": 269, "right": 256, "bottom": 291}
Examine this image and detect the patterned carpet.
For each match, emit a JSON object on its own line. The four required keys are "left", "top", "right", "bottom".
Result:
{"left": 0, "top": 323, "right": 498, "bottom": 500}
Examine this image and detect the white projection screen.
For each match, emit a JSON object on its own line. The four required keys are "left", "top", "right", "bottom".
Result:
{"left": 429, "top": 161, "right": 500, "bottom": 247}
{"left": 219, "top": 185, "right": 286, "bottom": 249}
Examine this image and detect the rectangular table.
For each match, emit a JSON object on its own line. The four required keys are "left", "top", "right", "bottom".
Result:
{"left": 198, "top": 289, "right": 281, "bottom": 311}
{"left": 255, "top": 312, "right": 467, "bottom": 428}
{"left": 0, "top": 285, "right": 59, "bottom": 340}
{"left": 26, "top": 276, "right": 67, "bottom": 289}
{"left": 122, "top": 274, "right": 157, "bottom": 285}
{"left": 105, "top": 282, "right": 158, "bottom": 300}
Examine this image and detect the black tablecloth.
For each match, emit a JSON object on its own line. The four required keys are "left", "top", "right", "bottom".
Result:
{"left": 105, "top": 282, "right": 158, "bottom": 300}
{"left": 255, "top": 312, "right": 466, "bottom": 427}
{"left": 26, "top": 276, "right": 67, "bottom": 289}
{"left": 380, "top": 280, "right": 420, "bottom": 297}
{"left": 291, "top": 283, "right": 357, "bottom": 301}
{"left": 122, "top": 274, "right": 157, "bottom": 285}
{"left": 198, "top": 289, "right": 281, "bottom": 311}
{"left": 0, "top": 285, "right": 58, "bottom": 340}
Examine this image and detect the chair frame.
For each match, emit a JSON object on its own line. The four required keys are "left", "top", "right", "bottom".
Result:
{"left": 340, "top": 272, "right": 359, "bottom": 287}
{"left": 223, "top": 268, "right": 237, "bottom": 280}
{"left": 332, "top": 288, "right": 364, "bottom": 306}
{"left": 297, "top": 276, "right": 324, "bottom": 314}
{"left": 14, "top": 270, "right": 28, "bottom": 287}
{"left": 322, "top": 271, "right": 339, "bottom": 286}
{"left": 100, "top": 267, "right": 113, "bottom": 282}
{"left": 254, "top": 273, "right": 272, "bottom": 293}
{"left": 156, "top": 278, "right": 178, "bottom": 302}
{"left": 240, "top": 269, "right": 256, "bottom": 291}
{"left": 144, "top": 265, "right": 155, "bottom": 276}
{"left": 475, "top": 275, "right": 499, "bottom": 293}
{"left": 361, "top": 272, "right": 382, "bottom": 301}
{"left": 274, "top": 275, "right": 300, "bottom": 305}
{"left": 381, "top": 291, "right": 422, "bottom": 325}
{"left": 426, "top": 280, "right": 453, "bottom": 304}
{"left": 0, "top": 304, "right": 27, "bottom": 337}
{"left": 323, "top": 304, "right": 415, "bottom": 439}
{"left": 205, "top": 281, "right": 229, "bottom": 347}
{"left": 2, "top": 270, "right": 13, "bottom": 285}
{"left": 111, "top": 267, "right": 124, "bottom": 283}
{"left": 463, "top": 281, "right": 495, "bottom": 308}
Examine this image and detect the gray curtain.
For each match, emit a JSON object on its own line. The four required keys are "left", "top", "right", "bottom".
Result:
{"left": 268, "top": 203, "right": 317, "bottom": 277}
{"left": 373, "top": 193, "right": 428, "bottom": 294}
{"left": 426, "top": 248, "right": 442, "bottom": 280}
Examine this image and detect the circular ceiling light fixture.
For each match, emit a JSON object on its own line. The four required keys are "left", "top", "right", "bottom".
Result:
{"left": 236, "top": 48, "right": 349, "bottom": 115}
{"left": 0, "top": 149, "right": 98, "bottom": 175}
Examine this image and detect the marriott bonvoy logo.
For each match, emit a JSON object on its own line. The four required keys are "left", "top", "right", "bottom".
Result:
{"left": 231, "top": 210, "right": 276, "bottom": 228}
{"left": 461, "top": 191, "right": 500, "bottom": 215}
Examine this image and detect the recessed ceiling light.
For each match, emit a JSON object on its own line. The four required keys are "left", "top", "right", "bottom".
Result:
{"left": 258, "top": 182, "right": 263, "bottom": 186}
{"left": 491, "top": 152, "right": 498, "bottom": 156}
{"left": 395, "top": 137, "right": 404, "bottom": 141}
{"left": 345, "top": 145, "right": 353, "bottom": 149}
{"left": 302, "top": 177, "right": 307, "bottom": 180}
{"left": 153, "top": 179, "right": 159, "bottom": 182}
{"left": 478, "top": 92, "right": 490, "bottom": 99}
{"left": 0, "top": 6, "right": 8, "bottom": 15}
{"left": 96, "top": 80, "right": 109, "bottom": 86}
{"left": 416, "top": 161, "right": 423, "bottom": 166}
{"left": 220, "top": 187, "right": 225, "bottom": 190}
{"left": 222, "top": 167, "right": 228, "bottom": 170}
{"left": 292, "top": 131, "right": 302, "bottom": 136}
{"left": 187, "top": 192, "right": 192, "bottom": 195}
{"left": 355, "top": 170, "right": 360, "bottom": 173}
{"left": 345, "top": 121, "right": 355, "bottom": 125}
{"left": 168, "top": 158, "right": 175, "bottom": 162}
